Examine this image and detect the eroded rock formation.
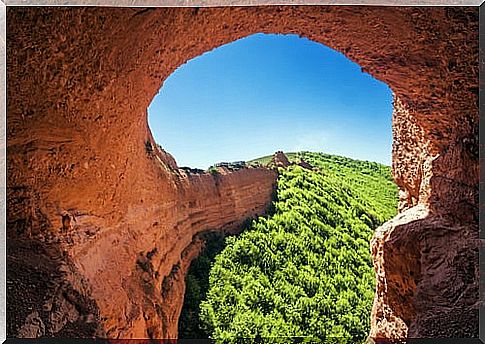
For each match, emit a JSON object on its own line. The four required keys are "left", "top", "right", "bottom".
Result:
{"left": 8, "top": 141, "right": 277, "bottom": 338}
{"left": 7, "top": 6, "right": 478, "bottom": 339}
{"left": 272, "top": 151, "right": 291, "bottom": 168}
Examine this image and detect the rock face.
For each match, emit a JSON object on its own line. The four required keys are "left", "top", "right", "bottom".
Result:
{"left": 272, "top": 151, "right": 291, "bottom": 168}
{"left": 8, "top": 144, "right": 277, "bottom": 339}
{"left": 297, "top": 159, "right": 313, "bottom": 170}
{"left": 6, "top": 6, "right": 478, "bottom": 339}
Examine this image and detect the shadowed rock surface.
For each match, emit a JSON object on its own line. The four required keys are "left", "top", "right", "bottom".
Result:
{"left": 272, "top": 151, "right": 291, "bottom": 168}
{"left": 6, "top": 6, "right": 478, "bottom": 339}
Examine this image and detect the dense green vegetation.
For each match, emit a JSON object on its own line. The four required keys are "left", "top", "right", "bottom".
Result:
{"left": 180, "top": 152, "right": 398, "bottom": 343}
{"left": 178, "top": 232, "right": 226, "bottom": 338}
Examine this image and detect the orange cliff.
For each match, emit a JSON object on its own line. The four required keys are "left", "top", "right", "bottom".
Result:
{"left": 72, "top": 163, "right": 277, "bottom": 338}
{"left": 7, "top": 138, "right": 277, "bottom": 338}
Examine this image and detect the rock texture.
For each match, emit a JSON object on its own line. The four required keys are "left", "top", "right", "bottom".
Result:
{"left": 8, "top": 147, "right": 277, "bottom": 339}
{"left": 6, "top": 6, "right": 478, "bottom": 339}
{"left": 272, "top": 151, "right": 291, "bottom": 168}
{"left": 297, "top": 159, "right": 313, "bottom": 170}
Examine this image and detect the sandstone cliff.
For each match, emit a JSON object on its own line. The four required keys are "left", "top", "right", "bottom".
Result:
{"left": 6, "top": 6, "right": 478, "bottom": 339}
{"left": 8, "top": 152, "right": 277, "bottom": 338}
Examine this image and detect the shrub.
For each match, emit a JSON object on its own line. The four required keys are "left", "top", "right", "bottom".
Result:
{"left": 208, "top": 166, "right": 220, "bottom": 175}
{"left": 145, "top": 140, "right": 153, "bottom": 155}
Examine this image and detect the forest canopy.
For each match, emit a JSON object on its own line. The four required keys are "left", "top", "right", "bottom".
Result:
{"left": 181, "top": 152, "right": 398, "bottom": 343}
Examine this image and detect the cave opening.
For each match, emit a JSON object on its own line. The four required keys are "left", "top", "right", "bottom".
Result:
{"left": 146, "top": 33, "right": 397, "bottom": 340}
{"left": 6, "top": 6, "right": 478, "bottom": 340}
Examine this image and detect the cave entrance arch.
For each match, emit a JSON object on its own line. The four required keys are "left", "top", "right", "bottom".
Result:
{"left": 7, "top": 6, "right": 478, "bottom": 340}
{"left": 147, "top": 33, "right": 395, "bottom": 341}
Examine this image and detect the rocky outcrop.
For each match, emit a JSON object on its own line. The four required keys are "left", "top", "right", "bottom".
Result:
{"left": 6, "top": 6, "right": 478, "bottom": 339}
{"left": 7, "top": 238, "right": 103, "bottom": 338}
{"left": 370, "top": 204, "right": 478, "bottom": 339}
{"left": 272, "top": 151, "right": 291, "bottom": 168}
{"left": 155, "top": 144, "right": 178, "bottom": 171}
{"left": 7, "top": 160, "right": 277, "bottom": 338}
{"left": 297, "top": 159, "right": 313, "bottom": 170}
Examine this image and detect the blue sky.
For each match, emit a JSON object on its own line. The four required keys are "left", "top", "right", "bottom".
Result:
{"left": 148, "top": 33, "right": 393, "bottom": 169}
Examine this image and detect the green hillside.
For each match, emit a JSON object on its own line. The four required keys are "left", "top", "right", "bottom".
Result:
{"left": 247, "top": 152, "right": 300, "bottom": 166}
{"left": 180, "top": 152, "right": 398, "bottom": 343}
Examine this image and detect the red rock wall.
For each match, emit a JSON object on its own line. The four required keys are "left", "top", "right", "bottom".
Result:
{"left": 7, "top": 6, "right": 478, "bottom": 339}
{"left": 68, "top": 166, "right": 277, "bottom": 339}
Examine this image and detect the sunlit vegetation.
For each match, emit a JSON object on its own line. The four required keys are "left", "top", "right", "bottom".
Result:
{"left": 247, "top": 152, "right": 300, "bottom": 167}
{"left": 180, "top": 152, "right": 398, "bottom": 343}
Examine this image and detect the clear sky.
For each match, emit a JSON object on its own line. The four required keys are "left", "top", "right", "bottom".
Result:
{"left": 148, "top": 33, "right": 393, "bottom": 170}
